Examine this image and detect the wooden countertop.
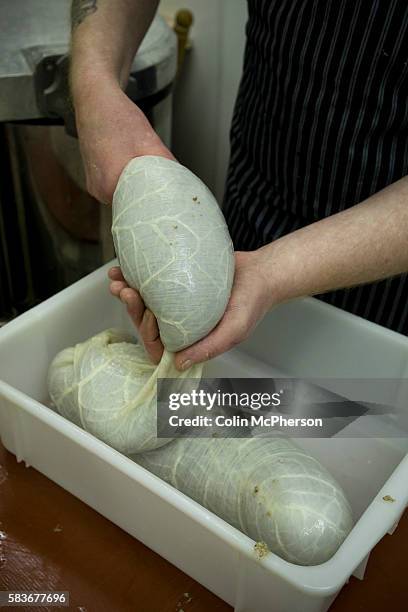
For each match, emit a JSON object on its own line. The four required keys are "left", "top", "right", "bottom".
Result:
{"left": 0, "top": 442, "right": 407, "bottom": 611}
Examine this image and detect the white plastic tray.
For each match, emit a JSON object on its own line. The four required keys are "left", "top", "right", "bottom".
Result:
{"left": 0, "top": 262, "right": 407, "bottom": 612}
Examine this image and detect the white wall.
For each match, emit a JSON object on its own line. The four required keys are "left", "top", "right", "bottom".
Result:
{"left": 159, "top": 0, "right": 248, "bottom": 202}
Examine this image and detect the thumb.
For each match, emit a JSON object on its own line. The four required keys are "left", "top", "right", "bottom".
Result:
{"left": 175, "top": 314, "right": 245, "bottom": 370}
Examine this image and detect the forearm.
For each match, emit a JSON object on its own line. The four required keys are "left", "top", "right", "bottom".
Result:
{"left": 262, "top": 176, "right": 408, "bottom": 303}
{"left": 70, "top": 0, "right": 159, "bottom": 99}
{"left": 69, "top": 0, "right": 170, "bottom": 203}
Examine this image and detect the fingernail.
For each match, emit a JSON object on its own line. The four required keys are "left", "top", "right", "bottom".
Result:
{"left": 179, "top": 359, "right": 192, "bottom": 371}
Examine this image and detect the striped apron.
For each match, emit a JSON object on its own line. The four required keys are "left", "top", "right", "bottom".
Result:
{"left": 224, "top": 0, "right": 408, "bottom": 334}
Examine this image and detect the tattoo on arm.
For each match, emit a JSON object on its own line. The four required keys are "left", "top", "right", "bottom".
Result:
{"left": 71, "top": 0, "right": 98, "bottom": 31}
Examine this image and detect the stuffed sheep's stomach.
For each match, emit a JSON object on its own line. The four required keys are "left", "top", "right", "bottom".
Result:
{"left": 112, "top": 156, "right": 235, "bottom": 352}
{"left": 47, "top": 329, "right": 203, "bottom": 454}
{"left": 49, "top": 159, "right": 353, "bottom": 565}
{"left": 135, "top": 435, "right": 353, "bottom": 566}
{"left": 48, "top": 329, "right": 353, "bottom": 566}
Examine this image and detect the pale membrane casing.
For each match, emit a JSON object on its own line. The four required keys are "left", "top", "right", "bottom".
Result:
{"left": 112, "top": 156, "right": 235, "bottom": 352}
{"left": 136, "top": 436, "right": 353, "bottom": 565}
{"left": 47, "top": 329, "right": 203, "bottom": 454}
{"left": 48, "top": 329, "right": 353, "bottom": 565}
{"left": 49, "top": 155, "right": 353, "bottom": 565}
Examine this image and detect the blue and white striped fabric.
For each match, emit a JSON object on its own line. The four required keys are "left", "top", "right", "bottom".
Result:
{"left": 223, "top": 0, "right": 408, "bottom": 333}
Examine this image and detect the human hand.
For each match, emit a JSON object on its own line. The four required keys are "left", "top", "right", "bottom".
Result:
{"left": 74, "top": 79, "right": 175, "bottom": 204}
{"left": 108, "top": 266, "right": 164, "bottom": 364}
{"left": 174, "top": 250, "right": 274, "bottom": 370}
{"left": 109, "top": 250, "right": 275, "bottom": 368}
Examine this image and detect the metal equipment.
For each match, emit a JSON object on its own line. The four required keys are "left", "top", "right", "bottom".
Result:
{"left": 0, "top": 0, "right": 178, "bottom": 319}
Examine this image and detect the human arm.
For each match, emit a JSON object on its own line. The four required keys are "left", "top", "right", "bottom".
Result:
{"left": 70, "top": 0, "right": 174, "bottom": 203}
{"left": 110, "top": 176, "right": 408, "bottom": 366}
{"left": 172, "top": 175, "right": 408, "bottom": 368}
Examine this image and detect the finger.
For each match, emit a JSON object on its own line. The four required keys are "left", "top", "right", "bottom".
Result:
{"left": 175, "top": 315, "right": 246, "bottom": 370}
{"left": 139, "top": 309, "right": 164, "bottom": 364}
{"left": 120, "top": 288, "right": 145, "bottom": 328}
{"left": 108, "top": 266, "right": 125, "bottom": 282}
{"left": 110, "top": 280, "right": 128, "bottom": 297}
